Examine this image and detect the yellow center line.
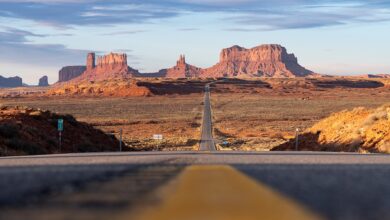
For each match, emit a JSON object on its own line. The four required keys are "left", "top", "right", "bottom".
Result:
{"left": 130, "top": 165, "right": 322, "bottom": 220}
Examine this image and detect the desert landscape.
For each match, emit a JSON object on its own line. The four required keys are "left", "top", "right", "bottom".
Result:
{"left": 2, "top": 2, "right": 390, "bottom": 219}
{"left": 210, "top": 78, "right": 390, "bottom": 152}
{"left": 1, "top": 44, "right": 389, "bottom": 155}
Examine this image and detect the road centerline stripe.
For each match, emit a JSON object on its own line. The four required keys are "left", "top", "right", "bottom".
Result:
{"left": 131, "top": 165, "right": 322, "bottom": 220}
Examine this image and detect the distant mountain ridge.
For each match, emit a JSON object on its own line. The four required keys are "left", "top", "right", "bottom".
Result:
{"left": 0, "top": 75, "right": 23, "bottom": 88}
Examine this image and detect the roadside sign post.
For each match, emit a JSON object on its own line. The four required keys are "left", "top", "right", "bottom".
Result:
{"left": 119, "top": 129, "right": 123, "bottom": 152}
{"left": 58, "top": 119, "right": 64, "bottom": 153}
{"left": 153, "top": 134, "right": 163, "bottom": 150}
{"left": 295, "top": 128, "right": 299, "bottom": 151}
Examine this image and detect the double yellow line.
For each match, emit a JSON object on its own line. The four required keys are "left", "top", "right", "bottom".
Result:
{"left": 131, "top": 165, "right": 322, "bottom": 220}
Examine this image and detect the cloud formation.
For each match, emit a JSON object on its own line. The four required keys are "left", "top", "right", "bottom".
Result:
{"left": 0, "top": 28, "right": 87, "bottom": 71}
{"left": 0, "top": 0, "right": 389, "bottom": 30}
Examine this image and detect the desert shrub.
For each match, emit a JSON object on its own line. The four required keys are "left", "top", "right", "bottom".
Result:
{"left": 186, "top": 139, "right": 198, "bottom": 146}
{"left": 24, "top": 126, "right": 39, "bottom": 135}
{"left": 5, "top": 138, "right": 46, "bottom": 155}
{"left": 64, "top": 114, "right": 78, "bottom": 126}
{"left": 0, "top": 124, "right": 19, "bottom": 138}
{"left": 190, "top": 122, "right": 201, "bottom": 128}
{"left": 363, "top": 110, "right": 387, "bottom": 126}
{"left": 270, "top": 132, "right": 285, "bottom": 139}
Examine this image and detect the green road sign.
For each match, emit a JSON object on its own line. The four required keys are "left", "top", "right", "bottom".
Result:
{"left": 58, "top": 119, "right": 64, "bottom": 131}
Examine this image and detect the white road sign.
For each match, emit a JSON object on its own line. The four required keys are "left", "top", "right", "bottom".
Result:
{"left": 153, "top": 134, "right": 163, "bottom": 140}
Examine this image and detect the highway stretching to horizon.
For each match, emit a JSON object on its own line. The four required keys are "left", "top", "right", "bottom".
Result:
{"left": 199, "top": 84, "right": 216, "bottom": 151}
{"left": 0, "top": 85, "right": 389, "bottom": 220}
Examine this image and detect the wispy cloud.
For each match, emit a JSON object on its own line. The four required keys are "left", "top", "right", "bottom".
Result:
{"left": 177, "top": 28, "right": 200, "bottom": 31}
{"left": 0, "top": 28, "right": 87, "bottom": 68}
{"left": 101, "top": 30, "right": 147, "bottom": 36}
{"left": 0, "top": 1, "right": 389, "bottom": 30}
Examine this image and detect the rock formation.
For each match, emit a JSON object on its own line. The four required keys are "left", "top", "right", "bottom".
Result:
{"left": 356, "top": 74, "right": 390, "bottom": 79}
{"left": 156, "top": 45, "right": 315, "bottom": 78}
{"left": 273, "top": 105, "right": 390, "bottom": 153}
{"left": 48, "top": 79, "right": 151, "bottom": 97}
{"left": 58, "top": 66, "right": 86, "bottom": 82}
{"left": 75, "top": 52, "right": 137, "bottom": 81}
{"left": 38, "top": 75, "right": 49, "bottom": 87}
{"left": 86, "top": 52, "right": 95, "bottom": 70}
{"left": 0, "top": 76, "right": 23, "bottom": 88}
{"left": 57, "top": 44, "right": 316, "bottom": 82}
{"left": 202, "top": 44, "right": 314, "bottom": 78}
{"left": 164, "top": 54, "right": 202, "bottom": 78}
{"left": 0, "top": 106, "right": 119, "bottom": 156}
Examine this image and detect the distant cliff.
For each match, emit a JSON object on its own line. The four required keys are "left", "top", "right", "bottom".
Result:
{"left": 58, "top": 44, "right": 317, "bottom": 81}
{"left": 58, "top": 66, "right": 86, "bottom": 82}
{"left": 71, "top": 52, "right": 138, "bottom": 82}
{"left": 202, "top": 44, "right": 314, "bottom": 78}
{"left": 38, "top": 75, "right": 49, "bottom": 87}
{"left": 0, "top": 76, "right": 23, "bottom": 88}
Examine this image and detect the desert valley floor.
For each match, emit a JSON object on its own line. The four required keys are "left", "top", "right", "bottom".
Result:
{"left": 1, "top": 78, "right": 389, "bottom": 153}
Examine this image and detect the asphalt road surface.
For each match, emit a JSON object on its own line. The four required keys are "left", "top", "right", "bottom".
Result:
{"left": 0, "top": 152, "right": 389, "bottom": 220}
{"left": 199, "top": 84, "right": 216, "bottom": 151}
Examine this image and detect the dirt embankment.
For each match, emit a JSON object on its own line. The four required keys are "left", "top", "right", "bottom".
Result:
{"left": 0, "top": 106, "right": 119, "bottom": 156}
{"left": 273, "top": 105, "right": 390, "bottom": 153}
{"left": 48, "top": 79, "right": 151, "bottom": 97}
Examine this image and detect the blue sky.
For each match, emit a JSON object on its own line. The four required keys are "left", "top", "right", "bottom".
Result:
{"left": 0, "top": 0, "right": 390, "bottom": 84}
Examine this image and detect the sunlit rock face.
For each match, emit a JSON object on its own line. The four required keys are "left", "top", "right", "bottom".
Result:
{"left": 202, "top": 44, "right": 314, "bottom": 78}
{"left": 86, "top": 52, "right": 95, "bottom": 71}
{"left": 163, "top": 55, "right": 202, "bottom": 78}
{"left": 77, "top": 52, "right": 138, "bottom": 81}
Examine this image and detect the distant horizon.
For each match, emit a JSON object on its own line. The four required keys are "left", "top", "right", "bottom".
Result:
{"left": 1, "top": 0, "right": 390, "bottom": 84}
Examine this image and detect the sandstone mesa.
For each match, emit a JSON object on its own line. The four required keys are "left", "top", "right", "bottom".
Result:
{"left": 57, "top": 44, "right": 318, "bottom": 83}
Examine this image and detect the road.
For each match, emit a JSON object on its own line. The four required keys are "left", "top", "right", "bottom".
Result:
{"left": 0, "top": 152, "right": 389, "bottom": 220}
{"left": 199, "top": 84, "right": 216, "bottom": 151}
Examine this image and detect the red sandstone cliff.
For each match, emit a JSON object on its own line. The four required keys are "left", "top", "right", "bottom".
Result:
{"left": 164, "top": 55, "right": 202, "bottom": 78}
{"left": 58, "top": 44, "right": 317, "bottom": 82}
{"left": 76, "top": 52, "right": 137, "bottom": 81}
{"left": 201, "top": 44, "right": 314, "bottom": 78}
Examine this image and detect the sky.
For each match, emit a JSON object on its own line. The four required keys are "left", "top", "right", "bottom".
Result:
{"left": 0, "top": 0, "right": 390, "bottom": 84}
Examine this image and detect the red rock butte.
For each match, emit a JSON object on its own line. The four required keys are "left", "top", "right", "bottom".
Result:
{"left": 202, "top": 44, "right": 314, "bottom": 78}
{"left": 57, "top": 44, "right": 319, "bottom": 83}
{"left": 73, "top": 52, "right": 138, "bottom": 82}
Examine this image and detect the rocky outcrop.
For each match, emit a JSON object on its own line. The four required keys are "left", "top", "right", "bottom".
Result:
{"left": 58, "top": 66, "right": 86, "bottom": 82}
{"left": 75, "top": 52, "right": 137, "bottom": 81}
{"left": 202, "top": 44, "right": 314, "bottom": 78}
{"left": 151, "top": 44, "right": 315, "bottom": 78}
{"left": 38, "top": 76, "right": 49, "bottom": 87}
{"left": 86, "top": 52, "right": 95, "bottom": 70}
{"left": 356, "top": 74, "right": 390, "bottom": 79}
{"left": 58, "top": 44, "right": 316, "bottom": 82}
{"left": 0, "top": 76, "right": 23, "bottom": 88}
{"left": 48, "top": 79, "right": 151, "bottom": 97}
{"left": 273, "top": 105, "right": 390, "bottom": 153}
{"left": 164, "top": 55, "right": 202, "bottom": 78}
{"left": 0, "top": 106, "right": 119, "bottom": 156}
{"left": 97, "top": 52, "right": 127, "bottom": 68}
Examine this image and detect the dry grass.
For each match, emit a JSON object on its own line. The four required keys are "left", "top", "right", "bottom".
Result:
{"left": 0, "top": 95, "right": 203, "bottom": 151}
{"left": 211, "top": 79, "right": 390, "bottom": 151}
